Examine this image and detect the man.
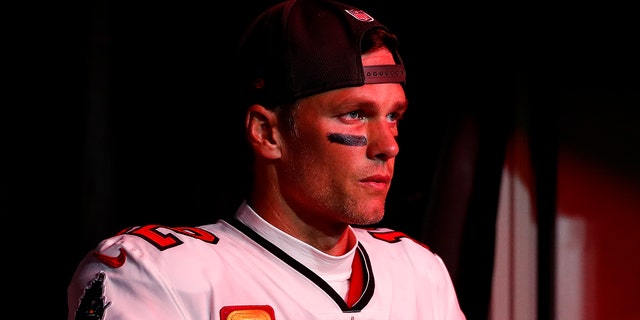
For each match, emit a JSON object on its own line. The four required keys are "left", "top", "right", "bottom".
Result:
{"left": 67, "top": 0, "right": 466, "bottom": 319}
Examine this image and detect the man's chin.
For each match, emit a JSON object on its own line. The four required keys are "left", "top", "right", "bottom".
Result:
{"left": 348, "top": 211, "right": 385, "bottom": 226}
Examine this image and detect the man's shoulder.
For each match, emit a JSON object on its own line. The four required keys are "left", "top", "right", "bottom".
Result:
{"left": 89, "top": 220, "right": 239, "bottom": 266}
{"left": 352, "top": 226, "right": 451, "bottom": 276}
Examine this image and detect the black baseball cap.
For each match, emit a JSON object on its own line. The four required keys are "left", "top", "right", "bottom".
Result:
{"left": 238, "top": 0, "right": 406, "bottom": 108}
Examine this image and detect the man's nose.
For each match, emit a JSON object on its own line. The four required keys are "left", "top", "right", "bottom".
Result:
{"left": 366, "top": 122, "right": 399, "bottom": 161}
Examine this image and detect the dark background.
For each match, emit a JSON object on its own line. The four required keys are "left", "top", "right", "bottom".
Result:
{"left": 7, "top": 1, "right": 638, "bottom": 319}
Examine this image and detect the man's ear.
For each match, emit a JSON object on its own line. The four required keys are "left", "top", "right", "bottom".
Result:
{"left": 245, "top": 104, "right": 282, "bottom": 159}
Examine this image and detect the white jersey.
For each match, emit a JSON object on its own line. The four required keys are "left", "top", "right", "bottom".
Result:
{"left": 68, "top": 201, "right": 465, "bottom": 319}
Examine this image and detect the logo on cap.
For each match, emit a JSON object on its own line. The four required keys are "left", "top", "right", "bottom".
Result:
{"left": 344, "top": 9, "right": 374, "bottom": 22}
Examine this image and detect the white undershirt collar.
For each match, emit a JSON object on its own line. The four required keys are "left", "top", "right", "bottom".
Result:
{"left": 235, "top": 201, "right": 357, "bottom": 283}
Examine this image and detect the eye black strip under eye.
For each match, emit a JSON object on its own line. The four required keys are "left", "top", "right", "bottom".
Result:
{"left": 328, "top": 133, "right": 367, "bottom": 146}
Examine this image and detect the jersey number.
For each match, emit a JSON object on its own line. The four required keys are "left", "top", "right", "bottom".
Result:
{"left": 119, "top": 224, "right": 219, "bottom": 251}
{"left": 367, "top": 229, "right": 430, "bottom": 250}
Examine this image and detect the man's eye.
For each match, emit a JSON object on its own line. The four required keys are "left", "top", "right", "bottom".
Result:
{"left": 387, "top": 112, "right": 401, "bottom": 122}
{"left": 345, "top": 111, "right": 363, "bottom": 120}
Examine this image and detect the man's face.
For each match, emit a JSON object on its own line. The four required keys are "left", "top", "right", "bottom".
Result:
{"left": 277, "top": 48, "right": 408, "bottom": 227}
